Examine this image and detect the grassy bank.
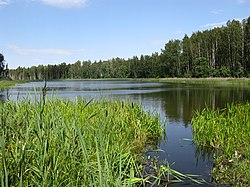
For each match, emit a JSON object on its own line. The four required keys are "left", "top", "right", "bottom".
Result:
{"left": 0, "top": 95, "right": 166, "bottom": 186}
{"left": 192, "top": 103, "right": 250, "bottom": 186}
{"left": 2, "top": 78, "right": 250, "bottom": 86}
{"left": 0, "top": 80, "right": 26, "bottom": 88}
{"left": 80, "top": 77, "right": 250, "bottom": 86}
{"left": 158, "top": 77, "right": 250, "bottom": 86}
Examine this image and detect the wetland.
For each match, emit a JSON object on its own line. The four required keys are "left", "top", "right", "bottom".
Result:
{"left": 1, "top": 80, "right": 250, "bottom": 186}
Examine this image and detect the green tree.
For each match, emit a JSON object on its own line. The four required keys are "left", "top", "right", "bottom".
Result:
{"left": 6, "top": 16, "right": 250, "bottom": 79}
{"left": 226, "top": 20, "right": 244, "bottom": 76}
{"left": 162, "top": 40, "right": 181, "bottom": 77}
{"left": 181, "top": 34, "right": 192, "bottom": 77}
{"left": 243, "top": 17, "right": 250, "bottom": 75}
{"left": 0, "top": 53, "right": 5, "bottom": 78}
{"left": 82, "top": 61, "right": 91, "bottom": 78}
{"left": 69, "top": 61, "right": 82, "bottom": 79}
{"left": 192, "top": 57, "right": 212, "bottom": 77}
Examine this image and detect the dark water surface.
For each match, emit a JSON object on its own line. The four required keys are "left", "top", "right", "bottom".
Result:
{"left": 2, "top": 80, "right": 250, "bottom": 186}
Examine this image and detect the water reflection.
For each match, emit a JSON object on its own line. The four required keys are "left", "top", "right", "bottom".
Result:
{"left": 137, "top": 84, "right": 250, "bottom": 126}
{"left": 0, "top": 88, "right": 5, "bottom": 102}
{"left": 0, "top": 93, "right": 4, "bottom": 102}
{"left": 2, "top": 81, "right": 250, "bottom": 186}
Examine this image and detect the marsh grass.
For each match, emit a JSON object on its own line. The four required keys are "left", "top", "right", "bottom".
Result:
{"left": 192, "top": 102, "right": 250, "bottom": 186}
{"left": 0, "top": 91, "right": 205, "bottom": 186}
{"left": 0, "top": 94, "right": 166, "bottom": 186}
{"left": 0, "top": 80, "right": 26, "bottom": 88}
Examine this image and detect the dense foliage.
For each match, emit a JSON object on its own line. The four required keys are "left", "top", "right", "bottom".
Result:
{"left": 0, "top": 53, "right": 8, "bottom": 79}
{"left": 8, "top": 17, "right": 250, "bottom": 80}
{"left": 192, "top": 103, "right": 250, "bottom": 186}
{"left": 0, "top": 97, "right": 164, "bottom": 186}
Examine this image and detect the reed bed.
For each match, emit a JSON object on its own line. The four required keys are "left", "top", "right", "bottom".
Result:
{"left": 192, "top": 102, "right": 250, "bottom": 186}
{"left": 0, "top": 93, "right": 167, "bottom": 186}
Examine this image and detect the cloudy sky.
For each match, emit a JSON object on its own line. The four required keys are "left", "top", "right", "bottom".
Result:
{"left": 0, "top": 0, "right": 250, "bottom": 69}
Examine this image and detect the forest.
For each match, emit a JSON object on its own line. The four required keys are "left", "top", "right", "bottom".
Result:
{"left": 6, "top": 16, "right": 250, "bottom": 80}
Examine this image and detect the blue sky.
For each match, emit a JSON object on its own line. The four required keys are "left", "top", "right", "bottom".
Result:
{"left": 0, "top": 0, "right": 250, "bottom": 69}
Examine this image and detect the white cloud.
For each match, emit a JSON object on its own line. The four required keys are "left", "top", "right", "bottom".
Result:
{"left": 8, "top": 45, "right": 85, "bottom": 56}
{"left": 42, "top": 0, "right": 88, "bottom": 8}
{"left": 0, "top": 0, "right": 10, "bottom": 7}
{"left": 202, "top": 21, "right": 227, "bottom": 29}
{"left": 202, "top": 17, "right": 246, "bottom": 29}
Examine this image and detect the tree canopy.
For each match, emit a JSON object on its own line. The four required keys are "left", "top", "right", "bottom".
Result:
{"left": 0, "top": 53, "right": 5, "bottom": 78}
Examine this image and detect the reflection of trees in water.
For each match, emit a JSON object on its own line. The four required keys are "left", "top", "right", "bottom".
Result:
{"left": 140, "top": 86, "right": 250, "bottom": 126}
{"left": 166, "top": 87, "right": 250, "bottom": 125}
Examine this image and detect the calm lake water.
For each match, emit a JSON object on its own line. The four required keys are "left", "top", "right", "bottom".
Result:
{"left": 1, "top": 80, "right": 250, "bottom": 186}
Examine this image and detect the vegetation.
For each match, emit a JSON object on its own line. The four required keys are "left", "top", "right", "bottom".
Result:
{"left": 158, "top": 77, "right": 250, "bottom": 86}
{"left": 0, "top": 80, "right": 26, "bottom": 88}
{"left": 0, "top": 91, "right": 202, "bottom": 186}
{"left": 8, "top": 16, "right": 250, "bottom": 80}
{"left": 0, "top": 95, "right": 157, "bottom": 186}
{"left": 0, "top": 53, "right": 8, "bottom": 79}
{"left": 192, "top": 103, "right": 250, "bottom": 186}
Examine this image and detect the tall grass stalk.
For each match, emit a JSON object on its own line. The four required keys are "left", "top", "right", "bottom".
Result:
{"left": 192, "top": 102, "right": 250, "bottom": 186}
{"left": 0, "top": 95, "right": 165, "bottom": 186}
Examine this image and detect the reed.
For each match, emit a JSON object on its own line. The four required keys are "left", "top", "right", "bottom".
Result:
{"left": 0, "top": 94, "right": 166, "bottom": 186}
{"left": 192, "top": 102, "right": 250, "bottom": 186}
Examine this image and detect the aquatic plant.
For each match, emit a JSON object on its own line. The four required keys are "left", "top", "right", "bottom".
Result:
{"left": 0, "top": 95, "right": 166, "bottom": 186}
{"left": 192, "top": 102, "right": 250, "bottom": 186}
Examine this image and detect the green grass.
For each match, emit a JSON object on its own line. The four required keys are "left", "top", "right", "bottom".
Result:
{"left": 0, "top": 89, "right": 205, "bottom": 186}
{"left": 0, "top": 80, "right": 27, "bottom": 88}
{"left": 192, "top": 103, "right": 250, "bottom": 186}
{"left": 0, "top": 92, "right": 171, "bottom": 186}
{"left": 158, "top": 77, "right": 250, "bottom": 86}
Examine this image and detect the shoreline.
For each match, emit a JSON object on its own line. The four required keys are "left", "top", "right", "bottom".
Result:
{"left": 157, "top": 77, "right": 250, "bottom": 84}
{"left": 1, "top": 77, "right": 250, "bottom": 86}
{"left": 0, "top": 80, "right": 28, "bottom": 88}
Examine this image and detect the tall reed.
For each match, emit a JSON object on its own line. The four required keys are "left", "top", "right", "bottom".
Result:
{"left": 0, "top": 95, "right": 164, "bottom": 186}
{"left": 192, "top": 102, "right": 250, "bottom": 186}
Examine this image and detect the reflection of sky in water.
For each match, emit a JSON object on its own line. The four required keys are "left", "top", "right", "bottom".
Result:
{"left": 10, "top": 80, "right": 165, "bottom": 91}
{"left": 2, "top": 81, "right": 250, "bottom": 186}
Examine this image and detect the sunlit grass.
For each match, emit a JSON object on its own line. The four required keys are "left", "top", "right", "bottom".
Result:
{"left": 0, "top": 80, "right": 26, "bottom": 88}
{"left": 0, "top": 95, "right": 166, "bottom": 186}
{"left": 0, "top": 88, "right": 206, "bottom": 186}
{"left": 159, "top": 77, "right": 250, "bottom": 86}
{"left": 192, "top": 102, "right": 250, "bottom": 186}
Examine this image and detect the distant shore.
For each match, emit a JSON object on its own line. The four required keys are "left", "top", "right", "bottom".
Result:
{"left": 1, "top": 77, "right": 250, "bottom": 88}
{"left": 158, "top": 77, "right": 250, "bottom": 84}
{"left": 0, "top": 80, "right": 27, "bottom": 88}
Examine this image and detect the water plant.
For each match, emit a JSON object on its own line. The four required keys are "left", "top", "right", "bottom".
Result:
{"left": 0, "top": 79, "right": 206, "bottom": 187}
{"left": 0, "top": 93, "right": 166, "bottom": 186}
{"left": 192, "top": 102, "right": 250, "bottom": 186}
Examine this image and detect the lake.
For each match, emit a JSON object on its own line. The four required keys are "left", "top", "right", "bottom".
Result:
{"left": 2, "top": 80, "right": 250, "bottom": 186}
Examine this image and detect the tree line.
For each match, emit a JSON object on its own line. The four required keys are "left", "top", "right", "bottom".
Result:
{"left": 0, "top": 53, "right": 8, "bottom": 79}
{"left": 7, "top": 16, "right": 250, "bottom": 80}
